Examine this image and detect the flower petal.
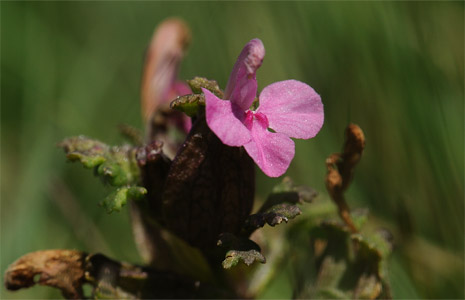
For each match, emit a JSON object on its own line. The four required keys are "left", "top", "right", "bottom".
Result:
{"left": 224, "top": 39, "right": 265, "bottom": 111}
{"left": 257, "top": 80, "right": 324, "bottom": 139}
{"left": 173, "top": 80, "right": 191, "bottom": 96}
{"left": 204, "top": 88, "right": 252, "bottom": 147}
{"left": 243, "top": 118, "right": 295, "bottom": 177}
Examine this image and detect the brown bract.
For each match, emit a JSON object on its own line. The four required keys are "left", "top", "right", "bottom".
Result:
{"left": 325, "top": 124, "right": 365, "bottom": 232}
{"left": 4, "top": 250, "right": 86, "bottom": 299}
{"left": 162, "top": 115, "right": 255, "bottom": 252}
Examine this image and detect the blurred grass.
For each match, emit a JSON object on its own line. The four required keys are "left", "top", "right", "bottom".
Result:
{"left": 1, "top": 2, "right": 463, "bottom": 299}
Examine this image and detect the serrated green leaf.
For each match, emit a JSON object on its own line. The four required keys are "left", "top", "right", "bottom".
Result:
{"left": 261, "top": 177, "right": 317, "bottom": 213}
{"left": 217, "top": 233, "right": 266, "bottom": 269}
{"left": 60, "top": 137, "right": 141, "bottom": 188}
{"left": 126, "top": 186, "right": 148, "bottom": 201}
{"left": 187, "top": 77, "right": 223, "bottom": 98}
{"left": 242, "top": 177, "right": 316, "bottom": 235}
{"left": 244, "top": 203, "right": 302, "bottom": 231}
{"left": 171, "top": 77, "right": 223, "bottom": 117}
{"left": 99, "top": 186, "right": 147, "bottom": 214}
{"left": 222, "top": 249, "right": 265, "bottom": 269}
{"left": 97, "top": 161, "right": 128, "bottom": 186}
{"left": 170, "top": 94, "right": 205, "bottom": 117}
{"left": 67, "top": 152, "right": 106, "bottom": 168}
{"left": 59, "top": 136, "right": 109, "bottom": 168}
{"left": 306, "top": 221, "right": 393, "bottom": 299}
{"left": 61, "top": 137, "right": 143, "bottom": 214}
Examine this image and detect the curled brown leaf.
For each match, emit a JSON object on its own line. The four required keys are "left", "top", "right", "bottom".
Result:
{"left": 325, "top": 123, "right": 365, "bottom": 233}
{"left": 4, "top": 250, "right": 86, "bottom": 299}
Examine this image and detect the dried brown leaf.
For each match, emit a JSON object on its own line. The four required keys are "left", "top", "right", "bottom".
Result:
{"left": 4, "top": 250, "right": 86, "bottom": 299}
{"left": 325, "top": 124, "right": 365, "bottom": 233}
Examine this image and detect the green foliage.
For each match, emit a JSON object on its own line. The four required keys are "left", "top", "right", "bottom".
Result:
{"left": 60, "top": 136, "right": 146, "bottom": 214}
{"left": 243, "top": 177, "right": 318, "bottom": 234}
{"left": 245, "top": 203, "right": 302, "bottom": 232}
{"left": 59, "top": 136, "right": 108, "bottom": 168}
{"left": 217, "top": 233, "right": 266, "bottom": 269}
{"left": 170, "top": 94, "right": 205, "bottom": 117}
{"left": 171, "top": 77, "right": 223, "bottom": 117}
{"left": 2, "top": 2, "right": 463, "bottom": 299}
{"left": 99, "top": 186, "right": 147, "bottom": 214}
{"left": 187, "top": 77, "right": 224, "bottom": 98}
{"left": 304, "top": 221, "right": 393, "bottom": 299}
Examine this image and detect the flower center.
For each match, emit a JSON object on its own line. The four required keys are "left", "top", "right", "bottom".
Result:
{"left": 244, "top": 110, "right": 269, "bottom": 130}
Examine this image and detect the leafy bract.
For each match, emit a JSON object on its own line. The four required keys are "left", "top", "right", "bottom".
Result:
{"left": 217, "top": 233, "right": 266, "bottom": 269}
{"left": 243, "top": 177, "right": 317, "bottom": 235}
{"left": 99, "top": 186, "right": 147, "bottom": 213}
{"left": 170, "top": 77, "right": 223, "bottom": 117}
{"left": 187, "top": 77, "right": 223, "bottom": 98}
{"left": 307, "top": 221, "right": 392, "bottom": 299}
{"left": 59, "top": 136, "right": 146, "bottom": 213}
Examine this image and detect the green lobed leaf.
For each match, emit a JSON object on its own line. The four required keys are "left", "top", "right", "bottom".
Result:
{"left": 59, "top": 136, "right": 108, "bottom": 168}
{"left": 217, "top": 233, "right": 266, "bottom": 269}
{"left": 170, "top": 94, "right": 205, "bottom": 117}
{"left": 244, "top": 203, "right": 302, "bottom": 231}
{"left": 222, "top": 249, "right": 265, "bottom": 269}
{"left": 242, "top": 177, "right": 317, "bottom": 234}
{"left": 60, "top": 136, "right": 146, "bottom": 213}
{"left": 60, "top": 137, "right": 141, "bottom": 187}
{"left": 170, "top": 77, "right": 224, "bottom": 117}
{"left": 99, "top": 186, "right": 147, "bottom": 214}
{"left": 307, "top": 221, "right": 393, "bottom": 299}
{"left": 187, "top": 77, "right": 223, "bottom": 98}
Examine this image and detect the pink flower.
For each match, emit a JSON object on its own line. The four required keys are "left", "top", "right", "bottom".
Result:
{"left": 141, "top": 18, "right": 192, "bottom": 133}
{"left": 203, "top": 39, "right": 324, "bottom": 177}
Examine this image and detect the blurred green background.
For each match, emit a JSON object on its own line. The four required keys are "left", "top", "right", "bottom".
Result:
{"left": 1, "top": 2, "right": 463, "bottom": 299}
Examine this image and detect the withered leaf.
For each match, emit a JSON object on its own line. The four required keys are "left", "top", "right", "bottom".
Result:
{"left": 325, "top": 124, "right": 366, "bottom": 233}
{"left": 5, "top": 250, "right": 234, "bottom": 299}
{"left": 4, "top": 250, "right": 86, "bottom": 299}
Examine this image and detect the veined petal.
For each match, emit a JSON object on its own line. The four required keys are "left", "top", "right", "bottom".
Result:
{"left": 258, "top": 80, "right": 324, "bottom": 139}
{"left": 243, "top": 118, "right": 295, "bottom": 177}
{"left": 224, "top": 39, "right": 265, "bottom": 111}
{"left": 204, "top": 88, "right": 252, "bottom": 147}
